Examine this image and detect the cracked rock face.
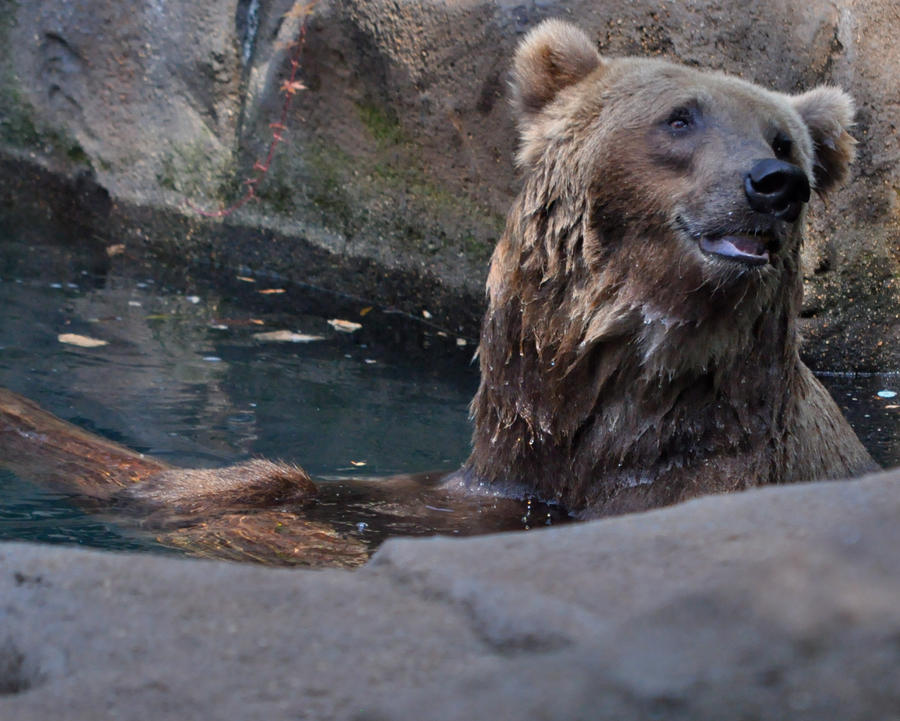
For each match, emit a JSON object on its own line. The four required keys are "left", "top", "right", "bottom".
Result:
{"left": 0, "top": 0, "right": 896, "bottom": 367}
{"left": 1, "top": 469, "right": 899, "bottom": 720}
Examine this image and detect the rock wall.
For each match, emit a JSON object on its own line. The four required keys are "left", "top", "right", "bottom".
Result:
{"left": 0, "top": 0, "right": 896, "bottom": 368}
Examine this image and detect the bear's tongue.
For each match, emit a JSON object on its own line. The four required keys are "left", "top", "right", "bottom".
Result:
{"left": 699, "top": 235, "right": 769, "bottom": 266}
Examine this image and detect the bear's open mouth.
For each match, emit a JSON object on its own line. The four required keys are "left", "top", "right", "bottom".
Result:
{"left": 674, "top": 216, "right": 779, "bottom": 267}
{"left": 698, "top": 234, "right": 771, "bottom": 266}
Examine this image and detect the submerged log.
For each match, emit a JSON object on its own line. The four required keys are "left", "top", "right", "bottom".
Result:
{"left": 0, "top": 387, "right": 367, "bottom": 568}
{"left": 0, "top": 387, "right": 170, "bottom": 499}
{"left": 0, "top": 387, "right": 555, "bottom": 568}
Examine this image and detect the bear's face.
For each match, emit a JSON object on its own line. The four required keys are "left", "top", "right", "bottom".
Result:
{"left": 511, "top": 20, "right": 855, "bottom": 299}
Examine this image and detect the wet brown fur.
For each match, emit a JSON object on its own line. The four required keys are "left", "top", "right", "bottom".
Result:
{"left": 464, "top": 20, "right": 876, "bottom": 517}
{"left": 116, "top": 459, "right": 316, "bottom": 516}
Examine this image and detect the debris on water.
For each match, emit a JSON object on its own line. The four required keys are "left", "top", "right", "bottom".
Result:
{"left": 360, "top": 306, "right": 373, "bottom": 316}
{"left": 253, "top": 330, "right": 324, "bottom": 343}
{"left": 186, "top": 295, "right": 201, "bottom": 304}
{"left": 236, "top": 276, "right": 255, "bottom": 283}
{"left": 328, "top": 318, "right": 362, "bottom": 333}
{"left": 877, "top": 390, "right": 897, "bottom": 399}
{"left": 106, "top": 243, "right": 125, "bottom": 257}
{"left": 350, "top": 460, "right": 367, "bottom": 467}
{"left": 364, "top": 359, "right": 376, "bottom": 364}
{"left": 258, "top": 288, "right": 285, "bottom": 295}
{"left": 422, "top": 309, "right": 433, "bottom": 319}
{"left": 128, "top": 300, "right": 142, "bottom": 307}
{"left": 58, "top": 333, "right": 108, "bottom": 348}
{"left": 456, "top": 337, "right": 467, "bottom": 347}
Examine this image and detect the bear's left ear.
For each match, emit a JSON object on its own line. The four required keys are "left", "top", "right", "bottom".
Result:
{"left": 790, "top": 86, "right": 856, "bottom": 195}
{"left": 512, "top": 19, "right": 602, "bottom": 120}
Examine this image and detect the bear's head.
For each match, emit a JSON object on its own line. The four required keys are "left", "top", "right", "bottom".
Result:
{"left": 466, "top": 19, "right": 857, "bottom": 514}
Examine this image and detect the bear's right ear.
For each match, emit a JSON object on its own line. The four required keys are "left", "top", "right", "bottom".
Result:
{"left": 790, "top": 86, "right": 856, "bottom": 195}
{"left": 512, "top": 19, "right": 602, "bottom": 119}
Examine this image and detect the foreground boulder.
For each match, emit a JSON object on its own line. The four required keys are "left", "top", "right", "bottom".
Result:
{"left": 1, "top": 468, "right": 899, "bottom": 720}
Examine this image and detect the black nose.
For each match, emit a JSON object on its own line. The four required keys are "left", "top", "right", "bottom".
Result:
{"left": 744, "top": 158, "right": 811, "bottom": 222}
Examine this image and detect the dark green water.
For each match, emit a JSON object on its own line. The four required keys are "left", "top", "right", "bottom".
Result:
{"left": 0, "top": 227, "right": 897, "bottom": 555}
{"left": 0, "top": 230, "right": 480, "bottom": 553}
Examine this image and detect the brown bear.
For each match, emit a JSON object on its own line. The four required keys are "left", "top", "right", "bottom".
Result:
{"left": 459, "top": 19, "right": 877, "bottom": 517}
{"left": 0, "top": 19, "right": 879, "bottom": 563}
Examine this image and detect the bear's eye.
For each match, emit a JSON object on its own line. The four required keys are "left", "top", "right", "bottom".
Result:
{"left": 772, "top": 133, "right": 793, "bottom": 159}
{"left": 665, "top": 107, "right": 694, "bottom": 133}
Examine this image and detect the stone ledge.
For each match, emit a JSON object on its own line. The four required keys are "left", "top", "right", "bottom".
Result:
{"left": 1, "top": 468, "right": 898, "bottom": 720}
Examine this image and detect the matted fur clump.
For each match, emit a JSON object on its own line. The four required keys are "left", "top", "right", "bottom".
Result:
{"left": 463, "top": 19, "right": 875, "bottom": 517}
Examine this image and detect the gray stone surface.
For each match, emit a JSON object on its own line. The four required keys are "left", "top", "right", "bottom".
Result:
{"left": 2, "top": 468, "right": 899, "bottom": 720}
{"left": 0, "top": 0, "right": 896, "bottom": 368}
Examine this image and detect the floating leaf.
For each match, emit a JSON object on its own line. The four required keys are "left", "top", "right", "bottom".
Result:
{"left": 328, "top": 319, "right": 362, "bottom": 333}
{"left": 236, "top": 276, "right": 256, "bottom": 283}
{"left": 259, "top": 288, "right": 286, "bottom": 295}
{"left": 58, "top": 333, "right": 108, "bottom": 348}
{"left": 359, "top": 306, "right": 373, "bottom": 317}
{"left": 253, "top": 330, "right": 324, "bottom": 343}
{"left": 251, "top": 319, "right": 265, "bottom": 325}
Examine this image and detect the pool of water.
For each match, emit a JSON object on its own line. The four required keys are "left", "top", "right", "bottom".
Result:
{"left": 0, "top": 222, "right": 897, "bottom": 559}
{"left": 0, "top": 224, "right": 487, "bottom": 555}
